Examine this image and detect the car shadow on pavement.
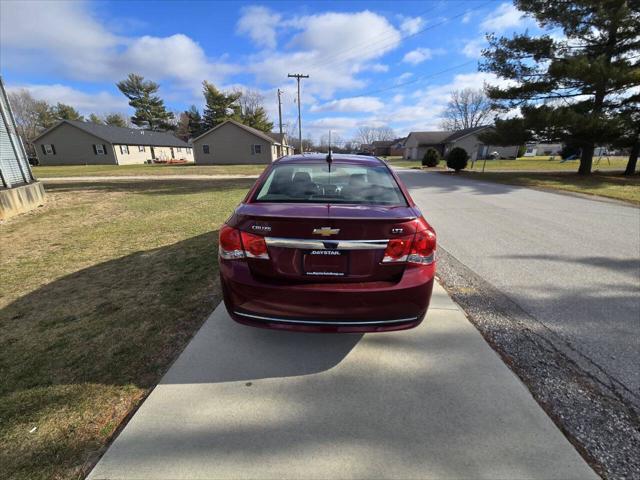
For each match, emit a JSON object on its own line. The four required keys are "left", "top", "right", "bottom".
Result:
{"left": 162, "top": 311, "right": 363, "bottom": 384}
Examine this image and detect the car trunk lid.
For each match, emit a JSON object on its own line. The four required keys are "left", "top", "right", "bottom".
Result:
{"left": 231, "top": 203, "right": 420, "bottom": 282}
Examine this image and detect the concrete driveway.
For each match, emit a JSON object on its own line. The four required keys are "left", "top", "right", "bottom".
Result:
{"left": 89, "top": 282, "right": 595, "bottom": 479}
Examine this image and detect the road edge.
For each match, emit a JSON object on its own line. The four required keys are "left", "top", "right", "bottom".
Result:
{"left": 435, "top": 247, "right": 640, "bottom": 480}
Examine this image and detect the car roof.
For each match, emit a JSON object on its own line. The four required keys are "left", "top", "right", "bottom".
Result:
{"left": 275, "top": 153, "right": 385, "bottom": 166}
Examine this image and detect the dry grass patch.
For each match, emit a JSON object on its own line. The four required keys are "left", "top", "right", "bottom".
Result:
{"left": 0, "top": 178, "right": 254, "bottom": 479}
{"left": 462, "top": 171, "right": 640, "bottom": 204}
{"left": 33, "top": 163, "right": 266, "bottom": 178}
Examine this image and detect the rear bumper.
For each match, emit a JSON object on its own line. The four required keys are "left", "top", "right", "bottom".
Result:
{"left": 220, "top": 260, "right": 435, "bottom": 333}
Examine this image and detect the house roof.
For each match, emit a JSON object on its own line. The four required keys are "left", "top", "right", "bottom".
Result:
{"left": 372, "top": 140, "right": 394, "bottom": 147}
{"left": 34, "top": 120, "right": 189, "bottom": 147}
{"left": 266, "top": 132, "right": 287, "bottom": 145}
{"left": 407, "top": 126, "right": 491, "bottom": 146}
{"left": 442, "top": 125, "right": 490, "bottom": 143}
{"left": 407, "top": 131, "right": 451, "bottom": 145}
{"left": 193, "top": 119, "right": 281, "bottom": 144}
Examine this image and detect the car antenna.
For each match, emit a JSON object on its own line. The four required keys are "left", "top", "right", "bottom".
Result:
{"left": 326, "top": 130, "right": 332, "bottom": 172}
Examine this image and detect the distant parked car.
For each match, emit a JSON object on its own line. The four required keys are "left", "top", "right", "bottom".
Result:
{"left": 219, "top": 153, "right": 437, "bottom": 333}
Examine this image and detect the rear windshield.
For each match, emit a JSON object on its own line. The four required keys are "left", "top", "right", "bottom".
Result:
{"left": 253, "top": 162, "right": 407, "bottom": 206}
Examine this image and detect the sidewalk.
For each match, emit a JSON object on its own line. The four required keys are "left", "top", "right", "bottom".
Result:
{"left": 89, "top": 281, "right": 596, "bottom": 480}
{"left": 40, "top": 174, "right": 259, "bottom": 182}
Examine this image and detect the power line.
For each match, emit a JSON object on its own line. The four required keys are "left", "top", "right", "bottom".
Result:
{"left": 307, "top": 0, "right": 497, "bottom": 72}
{"left": 330, "top": 59, "right": 478, "bottom": 103}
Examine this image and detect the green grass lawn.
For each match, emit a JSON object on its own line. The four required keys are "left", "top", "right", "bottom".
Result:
{"left": 0, "top": 178, "right": 256, "bottom": 479}
{"left": 468, "top": 156, "right": 629, "bottom": 171}
{"left": 382, "top": 157, "right": 424, "bottom": 169}
{"left": 462, "top": 170, "right": 640, "bottom": 204}
{"left": 33, "top": 163, "right": 266, "bottom": 178}
{"left": 385, "top": 155, "right": 631, "bottom": 172}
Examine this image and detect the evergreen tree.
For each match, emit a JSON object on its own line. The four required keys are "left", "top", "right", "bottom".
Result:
{"left": 481, "top": 0, "right": 640, "bottom": 175}
{"left": 233, "top": 88, "right": 274, "bottom": 132}
{"left": 201, "top": 81, "right": 241, "bottom": 130}
{"left": 52, "top": 103, "right": 83, "bottom": 121}
{"left": 88, "top": 113, "right": 104, "bottom": 124}
{"left": 104, "top": 113, "right": 128, "bottom": 128}
{"left": 116, "top": 73, "right": 174, "bottom": 130}
{"left": 241, "top": 105, "right": 274, "bottom": 132}
{"left": 185, "top": 105, "right": 203, "bottom": 138}
{"left": 35, "top": 101, "right": 56, "bottom": 130}
{"left": 175, "top": 112, "right": 191, "bottom": 142}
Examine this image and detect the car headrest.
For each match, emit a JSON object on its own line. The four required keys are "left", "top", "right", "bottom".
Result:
{"left": 293, "top": 171, "right": 312, "bottom": 183}
{"left": 348, "top": 173, "right": 366, "bottom": 186}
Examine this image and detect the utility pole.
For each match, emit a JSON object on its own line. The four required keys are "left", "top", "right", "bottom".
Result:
{"left": 287, "top": 73, "right": 309, "bottom": 153}
{"left": 277, "top": 88, "right": 283, "bottom": 136}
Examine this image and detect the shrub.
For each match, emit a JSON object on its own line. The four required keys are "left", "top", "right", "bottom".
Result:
{"left": 446, "top": 147, "right": 469, "bottom": 172}
{"left": 517, "top": 145, "right": 526, "bottom": 158}
{"left": 422, "top": 149, "right": 440, "bottom": 167}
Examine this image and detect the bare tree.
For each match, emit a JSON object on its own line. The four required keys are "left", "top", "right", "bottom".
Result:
{"left": 286, "top": 122, "right": 313, "bottom": 152}
{"left": 231, "top": 87, "right": 273, "bottom": 132}
{"left": 232, "top": 88, "right": 263, "bottom": 115}
{"left": 319, "top": 132, "right": 344, "bottom": 151}
{"left": 354, "top": 126, "right": 395, "bottom": 145}
{"left": 439, "top": 88, "right": 493, "bottom": 131}
{"left": 375, "top": 126, "right": 395, "bottom": 141}
{"left": 7, "top": 89, "right": 54, "bottom": 155}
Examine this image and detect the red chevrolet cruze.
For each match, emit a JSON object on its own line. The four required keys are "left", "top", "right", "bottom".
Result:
{"left": 219, "top": 154, "right": 436, "bottom": 332}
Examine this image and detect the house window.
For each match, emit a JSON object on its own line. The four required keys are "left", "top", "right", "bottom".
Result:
{"left": 203, "top": 144, "right": 210, "bottom": 154}
{"left": 94, "top": 144, "right": 106, "bottom": 155}
{"left": 43, "top": 144, "right": 55, "bottom": 155}
{"left": 251, "top": 144, "right": 262, "bottom": 155}
{"left": 120, "top": 145, "right": 129, "bottom": 154}
{"left": 138, "top": 146, "right": 145, "bottom": 152}
{"left": 177, "top": 147, "right": 182, "bottom": 152}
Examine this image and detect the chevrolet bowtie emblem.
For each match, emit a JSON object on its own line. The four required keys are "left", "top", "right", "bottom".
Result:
{"left": 313, "top": 227, "right": 340, "bottom": 236}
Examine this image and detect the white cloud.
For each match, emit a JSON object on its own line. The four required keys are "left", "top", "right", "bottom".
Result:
{"left": 461, "top": 11, "right": 474, "bottom": 24}
{"left": 402, "top": 48, "right": 434, "bottom": 65}
{"left": 311, "top": 97, "right": 384, "bottom": 113}
{"left": 396, "top": 72, "right": 414, "bottom": 84}
{"left": 480, "top": 3, "right": 526, "bottom": 32}
{"left": 0, "top": 1, "right": 236, "bottom": 90}
{"left": 248, "top": 10, "right": 402, "bottom": 98}
{"left": 116, "top": 34, "right": 236, "bottom": 88}
{"left": 370, "top": 63, "right": 389, "bottom": 73}
{"left": 462, "top": 38, "right": 486, "bottom": 58}
{"left": 236, "top": 6, "right": 281, "bottom": 49}
{"left": 399, "top": 16, "right": 424, "bottom": 35}
{"left": 8, "top": 84, "right": 128, "bottom": 115}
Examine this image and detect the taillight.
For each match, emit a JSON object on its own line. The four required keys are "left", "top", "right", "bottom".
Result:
{"left": 408, "top": 229, "right": 436, "bottom": 265}
{"left": 240, "top": 231, "right": 269, "bottom": 259}
{"left": 219, "top": 225, "right": 270, "bottom": 260}
{"left": 382, "top": 235, "right": 413, "bottom": 263}
{"left": 219, "top": 225, "right": 245, "bottom": 259}
{"left": 382, "top": 229, "right": 436, "bottom": 265}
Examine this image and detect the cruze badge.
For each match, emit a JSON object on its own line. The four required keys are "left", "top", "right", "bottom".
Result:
{"left": 251, "top": 224, "right": 271, "bottom": 232}
{"left": 313, "top": 227, "right": 340, "bottom": 236}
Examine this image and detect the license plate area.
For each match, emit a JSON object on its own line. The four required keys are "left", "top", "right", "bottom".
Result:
{"left": 303, "top": 249, "right": 348, "bottom": 277}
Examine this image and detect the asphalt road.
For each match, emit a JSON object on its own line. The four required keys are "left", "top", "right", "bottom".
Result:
{"left": 398, "top": 170, "right": 640, "bottom": 402}
{"left": 89, "top": 282, "right": 595, "bottom": 479}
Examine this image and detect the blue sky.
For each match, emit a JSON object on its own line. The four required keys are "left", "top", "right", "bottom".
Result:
{"left": 0, "top": 0, "right": 541, "bottom": 141}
